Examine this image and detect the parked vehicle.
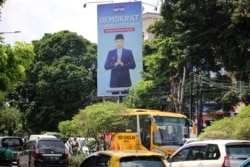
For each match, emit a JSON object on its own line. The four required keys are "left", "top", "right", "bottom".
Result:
{"left": 28, "top": 134, "right": 57, "bottom": 140}
{"left": 0, "top": 136, "right": 24, "bottom": 166}
{"left": 166, "top": 140, "right": 250, "bottom": 167}
{"left": 78, "top": 150, "right": 168, "bottom": 167}
{"left": 237, "top": 157, "right": 250, "bottom": 167}
{"left": 18, "top": 138, "right": 68, "bottom": 167}
{"left": 42, "top": 132, "right": 61, "bottom": 139}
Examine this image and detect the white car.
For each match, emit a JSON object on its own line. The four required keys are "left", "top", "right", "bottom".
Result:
{"left": 183, "top": 138, "right": 198, "bottom": 145}
{"left": 28, "top": 134, "right": 57, "bottom": 140}
{"left": 167, "top": 140, "right": 250, "bottom": 167}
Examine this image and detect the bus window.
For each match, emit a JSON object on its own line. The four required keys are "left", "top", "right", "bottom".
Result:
{"left": 139, "top": 115, "right": 150, "bottom": 149}
{"left": 153, "top": 129, "right": 162, "bottom": 145}
{"left": 154, "top": 116, "right": 187, "bottom": 145}
{"left": 124, "top": 116, "right": 137, "bottom": 132}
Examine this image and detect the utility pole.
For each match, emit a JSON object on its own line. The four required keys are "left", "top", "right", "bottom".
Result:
{"left": 198, "top": 83, "right": 203, "bottom": 136}
{"left": 196, "top": 74, "right": 202, "bottom": 136}
{"left": 189, "top": 69, "right": 193, "bottom": 120}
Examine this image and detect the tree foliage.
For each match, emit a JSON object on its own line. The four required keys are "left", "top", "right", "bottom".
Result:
{"left": 0, "top": 42, "right": 34, "bottom": 135}
{"left": 124, "top": 80, "right": 173, "bottom": 110}
{"left": 125, "top": 80, "right": 155, "bottom": 108}
{"left": 9, "top": 30, "right": 97, "bottom": 133}
{"left": 199, "top": 105, "right": 250, "bottom": 140}
{"left": 0, "top": 0, "right": 4, "bottom": 5}
{"left": 58, "top": 102, "right": 128, "bottom": 140}
{"left": 126, "top": 0, "right": 250, "bottom": 113}
{"left": 0, "top": 106, "right": 20, "bottom": 135}
{"left": 0, "top": 42, "right": 34, "bottom": 92}
{"left": 231, "top": 105, "right": 250, "bottom": 139}
{"left": 58, "top": 120, "right": 74, "bottom": 139}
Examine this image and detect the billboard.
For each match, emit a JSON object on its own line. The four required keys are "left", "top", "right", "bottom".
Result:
{"left": 97, "top": 1, "right": 143, "bottom": 96}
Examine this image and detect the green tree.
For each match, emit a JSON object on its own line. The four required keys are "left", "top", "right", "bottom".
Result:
{"left": 198, "top": 117, "right": 234, "bottom": 139}
{"left": 0, "top": 42, "right": 34, "bottom": 135}
{"left": 58, "top": 102, "right": 128, "bottom": 139}
{"left": 0, "top": 42, "right": 34, "bottom": 92}
{"left": 199, "top": 105, "right": 250, "bottom": 140}
{"left": 10, "top": 30, "right": 97, "bottom": 133}
{"left": 127, "top": 0, "right": 250, "bottom": 113}
{"left": 232, "top": 105, "right": 250, "bottom": 139}
{"left": 0, "top": 106, "right": 20, "bottom": 136}
{"left": 0, "top": 0, "right": 5, "bottom": 5}
{"left": 59, "top": 102, "right": 128, "bottom": 151}
{"left": 0, "top": 1, "right": 6, "bottom": 26}
{"left": 58, "top": 120, "right": 74, "bottom": 140}
{"left": 124, "top": 80, "right": 172, "bottom": 110}
{"left": 217, "top": 0, "right": 250, "bottom": 81}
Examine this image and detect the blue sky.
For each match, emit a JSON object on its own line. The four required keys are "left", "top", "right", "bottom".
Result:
{"left": 0, "top": 0, "right": 159, "bottom": 45}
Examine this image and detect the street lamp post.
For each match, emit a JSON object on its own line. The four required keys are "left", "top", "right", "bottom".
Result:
{"left": 0, "top": 31, "right": 21, "bottom": 35}
{"left": 83, "top": 1, "right": 158, "bottom": 11}
{"left": 83, "top": 0, "right": 113, "bottom": 8}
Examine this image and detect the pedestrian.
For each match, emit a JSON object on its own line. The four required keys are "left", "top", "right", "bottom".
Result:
{"left": 71, "top": 137, "right": 79, "bottom": 155}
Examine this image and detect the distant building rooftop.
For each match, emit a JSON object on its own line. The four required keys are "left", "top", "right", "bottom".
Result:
{"left": 143, "top": 12, "right": 162, "bottom": 41}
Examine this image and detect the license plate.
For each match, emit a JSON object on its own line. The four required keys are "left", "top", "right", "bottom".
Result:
{"left": 47, "top": 156, "right": 59, "bottom": 161}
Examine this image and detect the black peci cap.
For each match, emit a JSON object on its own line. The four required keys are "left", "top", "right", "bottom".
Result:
{"left": 115, "top": 34, "right": 124, "bottom": 40}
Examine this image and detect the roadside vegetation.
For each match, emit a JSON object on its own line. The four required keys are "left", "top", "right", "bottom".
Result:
{"left": 68, "top": 154, "right": 86, "bottom": 167}
{"left": 199, "top": 105, "right": 250, "bottom": 140}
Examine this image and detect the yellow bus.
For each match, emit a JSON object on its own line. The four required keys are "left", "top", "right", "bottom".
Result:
{"left": 106, "top": 109, "right": 193, "bottom": 156}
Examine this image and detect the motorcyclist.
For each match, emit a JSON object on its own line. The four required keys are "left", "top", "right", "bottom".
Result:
{"left": 0, "top": 141, "right": 13, "bottom": 166}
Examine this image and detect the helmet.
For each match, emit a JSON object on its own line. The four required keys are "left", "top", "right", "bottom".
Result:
{"left": 2, "top": 141, "right": 8, "bottom": 147}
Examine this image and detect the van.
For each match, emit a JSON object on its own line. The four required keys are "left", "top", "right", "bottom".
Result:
{"left": 42, "top": 132, "right": 61, "bottom": 139}
{"left": 29, "top": 134, "right": 57, "bottom": 140}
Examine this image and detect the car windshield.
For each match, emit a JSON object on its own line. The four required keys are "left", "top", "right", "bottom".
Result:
{"left": 38, "top": 140, "right": 65, "bottom": 148}
{"left": 2, "top": 138, "right": 23, "bottom": 151}
{"left": 120, "top": 156, "right": 165, "bottom": 167}
{"left": 226, "top": 144, "right": 250, "bottom": 160}
{"left": 2, "top": 138, "right": 22, "bottom": 146}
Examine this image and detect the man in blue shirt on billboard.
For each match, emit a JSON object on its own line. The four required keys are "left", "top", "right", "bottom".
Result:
{"left": 104, "top": 34, "right": 136, "bottom": 94}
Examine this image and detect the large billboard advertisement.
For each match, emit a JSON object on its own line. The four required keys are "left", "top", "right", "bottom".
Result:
{"left": 97, "top": 1, "right": 143, "bottom": 96}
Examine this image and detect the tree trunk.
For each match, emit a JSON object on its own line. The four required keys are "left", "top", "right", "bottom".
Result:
{"left": 170, "top": 65, "right": 187, "bottom": 114}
